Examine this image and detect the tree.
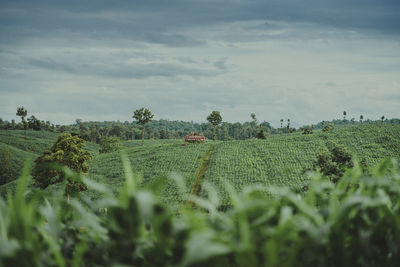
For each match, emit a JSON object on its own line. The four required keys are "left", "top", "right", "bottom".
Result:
{"left": 343, "top": 111, "right": 347, "bottom": 123}
{"left": 255, "top": 127, "right": 266, "bottom": 139}
{"left": 27, "top": 115, "right": 42, "bottom": 131}
{"left": 250, "top": 113, "right": 257, "bottom": 124}
{"left": 287, "top": 119, "right": 290, "bottom": 132}
{"left": 207, "top": 111, "right": 222, "bottom": 141}
{"left": 16, "top": 106, "right": 28, "bottom": 139}
{"left": 381, "top": 116, "right": 385, "bottom": 123}
{"left": 99, "top": 136, "right": 121, "bottom": 153}
{"left": 0, "top": 147, "right": 11, "bottom": 185}
{"left": 322, "top": 123, "right": 334, "bottom": 132}
{"left": 280, "top": 119, "right": 284, "bottom": 129}
{"left": 314, "top": 142, "right": 353, "bottom": 183}
{"left": 32, "top": 133, "right": 92, "bottom": 196}
{"left": 133, "top": 108, "right": 154, "bottom": 146}
{"left": 301, "top": 125, "right": 313, "bottom": 134}
{"left": 360, "top": 115, "right": 364, "bottom": 123}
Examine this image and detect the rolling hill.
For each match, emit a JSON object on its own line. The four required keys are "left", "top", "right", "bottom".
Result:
{"left": 1, "top": 124, "right": 400, "bottom": 206}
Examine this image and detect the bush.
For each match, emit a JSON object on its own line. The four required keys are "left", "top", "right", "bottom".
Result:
{"left": 32, "top": 133, "right": 92, "bottom": 193}
{"left": 255, "top": 128, "right": 266, "bottom": 139}
{"left": 314, "top": 142, "right": 353, "bottom": 183}
{"left": 0, "top": 148, "right": 11, "bottom": 185}
{"left": 99, "top": 136, "right": 121, "bottom": 153}
{"left": 322, "top": 123, "right": 334, "bottom": 132}
{"left": 301, "top": 125, "right": 314, "bottom": 134}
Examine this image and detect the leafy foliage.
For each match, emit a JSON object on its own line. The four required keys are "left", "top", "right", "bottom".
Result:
{"left": 207, "top": 111, "right": 222, "bottom": 141}
{"left": 314, "top": 142, "right": 353, "bottom": 183}
{"left": 99, "top": 136, "right": 121, "bottom": 153}
{"left": 0, "top": 148, "right": 11, "bottom": 185}
{"left": 301, "top": 125, "right": 314, "bottom": 134}
{"left": 322, "top": 123, "right": 334, "bottom": 132}
{"left": 16, "top": 106, "right": 28, "bottom": 138}
{"left": 133, "top": 107, "right": 155, "bottom": 146}
{"left": 32, "top": 133, "right": 92, "bottom": 192}
{"left": 255, "top": 127, "right": 266, "bottom": 139}
{"left": 1, "top": 159, "right": 400, "bottom": 266}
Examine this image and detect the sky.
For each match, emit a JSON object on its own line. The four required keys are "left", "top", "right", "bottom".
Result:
{"left": 1, "top": 0, "right": 399, "bottom": 127}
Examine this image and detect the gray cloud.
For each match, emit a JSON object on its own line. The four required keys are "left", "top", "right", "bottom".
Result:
{"left": 25, "top": 57, "right": 224, "bottom": 79}
{"left": 0, "top": 0, "right": 399, "bottom": 126}
{"left": 1, "top": 0, "right": 399, "bottom": 47}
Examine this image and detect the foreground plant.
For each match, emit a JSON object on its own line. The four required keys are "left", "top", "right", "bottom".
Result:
{"left": 0, "top": 158, "right": 400, "bottom": 266}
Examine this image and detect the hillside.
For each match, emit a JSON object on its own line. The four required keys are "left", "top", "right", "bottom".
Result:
{"left": 1, "top": 124, "right": 400, "bottom": 205}
{"left": 204, "top": 124, "right": 400, "bottom": 203}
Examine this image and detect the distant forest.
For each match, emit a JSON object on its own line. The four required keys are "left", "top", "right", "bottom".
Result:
{"left": 1, "top": 115, "right": 399, "bottom": 143}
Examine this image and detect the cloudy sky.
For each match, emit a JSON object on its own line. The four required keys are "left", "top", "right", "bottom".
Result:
{"left": 1, "top": 0, "right": 399, "bottom": 127}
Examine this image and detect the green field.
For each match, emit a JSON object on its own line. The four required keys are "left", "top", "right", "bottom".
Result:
{"left": 204, "top": 124, "right": 400, "bottom": 202}
{"left": 1, "top": 124, "right": 400, "bottom": 206}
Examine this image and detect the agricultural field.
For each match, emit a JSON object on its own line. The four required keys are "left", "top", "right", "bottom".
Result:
{"left": 1, "top": 124, "right": 400, "bottom": 207}
{"left": 89, "top": 141, "right": 213, "bottom": 206}
{"left": 203, "top": 124, "right": 400, "bottom": 203}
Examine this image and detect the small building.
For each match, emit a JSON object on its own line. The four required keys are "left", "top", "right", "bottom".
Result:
{"left": 185, "top": 132, "right": 206, "bottom": 144}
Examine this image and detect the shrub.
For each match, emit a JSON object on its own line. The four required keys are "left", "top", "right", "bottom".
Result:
{"left": 322, "top": 123, "right": 334, "bottom": 132}
{"left": 0, "top": 147, "right": 11, "bottom": 185}
{"left": 301, "top": 125, "right": 314, "bottom": 134}
{"left": 32, "top": 133, "right": 92, "bottom": 193}
{"left": 314, "top": 142, "right": 353, "bottom": 183}
{"left": 255, "top": 128, "right": 266, "bottom": 139}
{"left": 99, "top": 136, "right": 121, "bottom": 153}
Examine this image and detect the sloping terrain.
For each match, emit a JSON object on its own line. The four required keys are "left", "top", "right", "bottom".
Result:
{"left": 1, "top": 124, "right": 399, "bottom": 206}
{"left": 203, "top": 124, "right": 400, "bottom": 202}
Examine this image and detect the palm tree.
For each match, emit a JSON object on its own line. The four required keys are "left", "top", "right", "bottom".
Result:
{"left": 360, "top": 115, "right": 364, "bottom": 123}
{"left": 16, "top": 106, "right": 28, "bottom": 139}
{"left": 381, "top": 116, "right": 385, "bottom": 124}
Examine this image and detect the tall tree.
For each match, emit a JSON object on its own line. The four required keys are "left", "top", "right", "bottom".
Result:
{"left": 16, "top": 106, "right": 28, "bottom": 139}
{"left": 133, "top": 108, "right": 154, "bottom": 146}
{"left": 360, "top": 115, "right": 364, "bottom": 123}
{"left": 207, "top": 111, "right": 222, "bottom": 141}
{"left": 343, "top": 111, "right": 347, "bottom": 124}
{"left": 381, "top": 116, "right": 385, "bottom": 123}
{"left": 250, "top": 113, "right": 257, "bottom": 124}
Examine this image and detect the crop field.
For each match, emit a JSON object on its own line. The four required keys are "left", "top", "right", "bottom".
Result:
{"left": 1, "top": 124, "right": 400, "bottom": 207}
{"left": 203, "top": 124, "right": 400, "bottom": 203}
{"left": 89, "top": 142, "right": 213, "bottom": 206}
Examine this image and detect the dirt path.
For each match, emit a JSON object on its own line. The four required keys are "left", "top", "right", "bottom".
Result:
{"left": 185, "top": 145, "right": 214, "bottom": 208}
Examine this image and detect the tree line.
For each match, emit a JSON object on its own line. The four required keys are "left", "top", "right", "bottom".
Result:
{"left": 1, "top": 107, "right": 399, "bottom": 143}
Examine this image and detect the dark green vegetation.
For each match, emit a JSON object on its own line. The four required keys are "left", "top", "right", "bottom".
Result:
{"left": 99, "top": 136, "right": 121, "bottom": 153}
{"left": 1, "top": 157, "right": 400, "bottom": 266}
{"left": 133, "top": 107, "right": 155, "bottom": 146}
{"left": 32, "top": 133, "right": 92, "bottom": 193}
{"left": 207, "top": 111, "right": 223, "bottom": 141}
